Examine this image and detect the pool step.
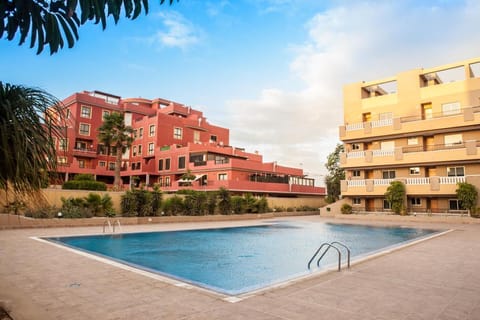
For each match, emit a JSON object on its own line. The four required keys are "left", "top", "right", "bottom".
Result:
{"left": 308, "top": 241, "right": 351, "bottom": 271}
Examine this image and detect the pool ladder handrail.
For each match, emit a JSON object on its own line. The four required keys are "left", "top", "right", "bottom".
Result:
{"left": 103, "top": 219, "right": 122, "bottom": 233}
{"left": 307, "top": 241, "right": 350, "bottom": 271}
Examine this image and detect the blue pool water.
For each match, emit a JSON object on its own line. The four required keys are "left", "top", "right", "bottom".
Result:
{"left": 47, "top": 221, "right": 439, "bottom": 295}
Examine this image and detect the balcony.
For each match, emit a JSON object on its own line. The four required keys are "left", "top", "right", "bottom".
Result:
{"left": 341, "top": 140, "right": 480, "bottom": 168}
{"left": 340, "top": 106, "right": 480, "bottom": 141}
{"left": 341, "top": 176, "right": 466, "bottom": 196}
{"left": 72, "top": 147, "right": 97, "bottom": 158}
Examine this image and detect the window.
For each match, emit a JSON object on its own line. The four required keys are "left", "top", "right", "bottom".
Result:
{"left": 353, "top": 198, "right": 361, "bottom": 205}
{"left": 110, "top": 146, "right": 117, "bottom": 156}
{"left": 102, "top": 110, "right": 110, "bottom": 120}
{"left": 178, "top": 156, "right": 186, "bottom": 169}
{"left": 99, "top": 161, "right": 106, "bottom": 167}
{"left": 65, "top": 109, "right": 71, "bottom": 119}
{"left": 382, "top": 170, "right": 395, "bottom": 179}
{"left": 79, "top": 123, "right": 90, "bottom": 135}
{"left": 383, "top": 199, "right": 391, "bottom": 210}
{"left": 158, "top": 177, "right": 163, "bottom": 187}
{"left": 149, "top": 125, "right": 155, "bottom": 137}
{"left": 194, "top": 131, "right": 201, "bottom": 143}
{"left": 410, "top": 198, "right": 421, "bottom": 206}
{"left": 362, "top": 112, "right": 371, "bottom": 122}
{"left": 108, "top": 162, "right": 115, "bottom": 170}
{"left": 139, "top": 128, "right": 143, "bottom": 138}
{"left": 80, "top": 106, "right": 91, "bottom": 118}
{"left": 132, "top": 146, "right": 137, "bottom": 156}
{"left": 148, "top": 143, "right": 154, "bottom": 155}
{"left": 447, "top": 166, "right": 464, "bottom": 177}
{"left": 165, "top": 176, "right": 171, "bottom": 187}
{"left": 409, "top": 167, "right": 420, "bottom": 175}
{"left": 352, "top": 170, "right": 361, "bottom": 177}
{"left": 165, "top": 158, "right": 171, "bottom": 170}
{"left": 449, "top": 199, "right": 462, "bottom": 210}
{"left": 131, "top": 163, "right": 136, "bottom": 170}
{"left": 78, "top": 159, "right": 85, "bottom": 168}
{"left": 59, "top": 138, "right": 68, "bottom": 151}
{"left": 174, "top": 127, "right": 183, "bottom": 139}
{"left": 57, "top": 156, "right": 67, "bottom": 164}
{"left": 138, "top": 145, "right": 142, "bottom": 155}
{"left": 444, "top": 134, "right": 462, "bottom": 146}
{"left": 351, "top": 143, "right": 360, "bottom": 150}
{"left": 407, "top": 137, "right": 418, "bottom": 145}
{"left": 442, "top": 102, "right": 461, "bottom": 116}
{"left": 158, "top": 159, "right": 164, "bottom": 171}
{"left": 210, "top": 135, "right": 217, "bottom": 142}
{"left": 133, "top": 130, "right": 138, "bottom": 139}
{"left": 218, "top": 173, "right": 227, "bottom": 180}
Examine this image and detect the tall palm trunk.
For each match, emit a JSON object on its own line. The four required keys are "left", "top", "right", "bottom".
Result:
{"left": 114, "top": 145, "right": 123, "bottom": 190}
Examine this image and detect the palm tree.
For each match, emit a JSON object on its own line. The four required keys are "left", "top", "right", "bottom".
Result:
{"left": 98, "top": 112, "right": 133, "bottom": 190}
{"left": 1, "top": 0, "right": 178, "bottom": 55}
{"left": 0, "top": 82, "right": 65, "bottom": 205}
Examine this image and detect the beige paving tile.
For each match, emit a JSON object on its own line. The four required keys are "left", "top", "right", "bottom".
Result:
{"left": 1, "top": 216, "right": 480, "bottom": 319}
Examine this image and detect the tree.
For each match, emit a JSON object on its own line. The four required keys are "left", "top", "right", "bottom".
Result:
{"left": 1, "top": 0, "right": 178, "bottom": 55}
{"left": 456, "top": 182, "right": 478, "bottom": 215}
{"left": 324, "top": 143, "right": 345, "bottom": 203}
{"left": 0, "top": 82, "right": 65, "bottom": 205}
{"left": 97, "top": 112, "right": 133, "bottom": 190}
{"left": 385, "top": 181, "right": 406, "bottom": 215}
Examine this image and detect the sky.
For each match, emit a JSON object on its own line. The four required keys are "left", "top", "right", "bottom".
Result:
{"left": 2, "top": 0, "right": 480, "bottom": 186}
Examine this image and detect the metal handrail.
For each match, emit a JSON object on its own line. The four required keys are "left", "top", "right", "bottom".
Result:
{"left": 113, "top": 219, "right": 122, "bottom": 233}
{"left": 308, "top": 242, "right": 351, "bottom": 271}
{"left": 331, "top": 241, "right": 351, "bottom": 269}
{"left": 103, "top": 219, "right": 122, "bottom": 233}
{"left": 103, "top": 220, "right": 112, "bottom": 233}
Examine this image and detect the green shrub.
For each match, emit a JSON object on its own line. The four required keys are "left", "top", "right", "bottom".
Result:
{"left": 62, "top": 180, "right": 107, "bottom": 191}
{"left": 60, "top": 197, "right": 93, "bottom": 218}
{"left": 121, "top": 191, "right": 138, "bottom": 217}
{"left": 162, "top": 196, "right": 184, "bottom": 216}
{"left": 231, "top": 196, "right": 245, "bottom": 214}
{"left": 24, "top": 205, "right": 59, "bottom": 218}
{"left": 207, "top": 192, "right": 217, "bottom": 215}
{"left": 150, "top": 188, "right": 163, "bottom": 216}
{"left": 217, "top": 187, "right": 231, "bottom": 215}
{"left": 341, "top": 203, "right": 353, "bottom": 214}
{"left": 256, "top": 197, "right": 269, "bottom": 213}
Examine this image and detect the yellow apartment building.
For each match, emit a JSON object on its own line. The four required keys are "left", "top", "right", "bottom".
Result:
{"left": 339, "top": 57, "right": 480, "bottom": 214}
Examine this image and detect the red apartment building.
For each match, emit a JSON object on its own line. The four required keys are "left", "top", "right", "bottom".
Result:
{"left": 53, "top": 90, "right": 325, "bottom": 197}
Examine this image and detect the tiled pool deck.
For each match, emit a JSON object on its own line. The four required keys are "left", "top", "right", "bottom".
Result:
{"left": 1, "top": 215, "right": 480, "bottom": 319}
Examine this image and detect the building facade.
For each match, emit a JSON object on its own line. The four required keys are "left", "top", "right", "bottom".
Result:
{"left": 53, "top": 91, "right": 325, "bottom": 197}
{"left": 339, "top": 57, "right": 480, "bottom": 213}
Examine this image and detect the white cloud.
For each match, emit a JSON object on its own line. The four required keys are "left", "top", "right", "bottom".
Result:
{"left": 226, "top": 0, "right": 480, "bottom": 186}
{"left": 153, "top": 11, "right": 203, "bottom": 50}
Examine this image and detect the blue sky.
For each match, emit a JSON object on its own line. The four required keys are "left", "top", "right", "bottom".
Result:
{"left": 2, "top": 0, "right": 480, "bottom": 185}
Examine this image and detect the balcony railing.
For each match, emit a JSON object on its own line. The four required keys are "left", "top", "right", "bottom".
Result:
{"left": 345, "top": 140, "right": 478, "bottom": 159}
{"left": 346, "top": 176, "right": 465, "bottom": 187}
{"left": 344, "top": 105, "right": 480, "bottom": 132}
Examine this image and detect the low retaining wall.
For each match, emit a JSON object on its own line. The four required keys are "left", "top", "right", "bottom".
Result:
{"left": 0, "top": 211, "right": 320, "bottom": 229}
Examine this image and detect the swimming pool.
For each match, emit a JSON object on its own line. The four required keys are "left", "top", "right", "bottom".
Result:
{"left": 45, "top": 221, "right": 441, "bottom": 296}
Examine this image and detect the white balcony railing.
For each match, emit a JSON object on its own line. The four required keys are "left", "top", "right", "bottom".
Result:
{"left": 439, "top": 176, "right": 465, "bottom": 184}
{"left": 346, "top": 176, "right": 466, "bottom": 187}
{"left": 372, "top": 149, "right": 395, "bottom": 157}
{"left": 371, "top": 118, "right": 393, "bottom": 128}
{"left": 405, "top": 177, "right": 430, "bottom": 185}
{"left": 346, "top": 151, "right": 366, "bottom": 158}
